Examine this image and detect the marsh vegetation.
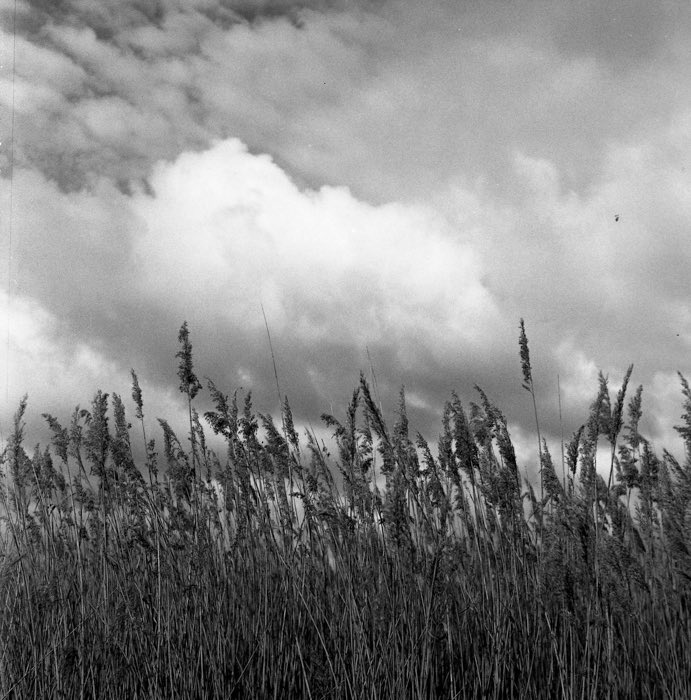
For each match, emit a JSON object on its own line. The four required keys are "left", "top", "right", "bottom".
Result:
{"left": 1, "top": 322, "right": 689, "bottom": 698}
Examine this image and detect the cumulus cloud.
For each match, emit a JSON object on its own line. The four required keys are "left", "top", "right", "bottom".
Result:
{"left": 2, "top": 0, "right": 691, "bottom": 476}
{"left": 0, "top": 133, "right": 504, "bottom": 453}
{"left": 132, "top": 139, "right": 500, "bottom": 350}
{"left": 6, "top": 127, "right": 690, "bottom": 470}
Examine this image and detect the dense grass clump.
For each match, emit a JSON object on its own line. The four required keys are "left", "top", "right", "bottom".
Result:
{"left": 1, "top": 323, "right": 690, "bottom": 699}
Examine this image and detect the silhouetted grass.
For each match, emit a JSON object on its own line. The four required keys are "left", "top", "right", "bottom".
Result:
{"left": 1, "top": 322, "right": 689, "bottom": 699}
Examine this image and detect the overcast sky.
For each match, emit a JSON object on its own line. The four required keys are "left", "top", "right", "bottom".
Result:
{"left": 1, "top": 0, "right": 690, "bottom": 477}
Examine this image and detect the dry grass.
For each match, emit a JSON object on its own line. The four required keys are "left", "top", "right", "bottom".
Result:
{"left": 1, "top": 322, "right": 690, "bottom": 699}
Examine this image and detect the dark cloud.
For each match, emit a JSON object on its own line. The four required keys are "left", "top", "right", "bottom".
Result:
{"left": 9, "top": 0, "right": 691, "bottom": 204}
{"left": 549, "top": 0, "right": 685, "bottom": 68}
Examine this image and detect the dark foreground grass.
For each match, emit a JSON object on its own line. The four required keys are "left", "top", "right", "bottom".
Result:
{"left": 1, "top": 323, "right": 690, "bottom": 699}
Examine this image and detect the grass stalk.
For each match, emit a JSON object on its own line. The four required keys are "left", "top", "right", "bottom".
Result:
{"left": 0, "top": 323, "right": 689, "bottom": 698}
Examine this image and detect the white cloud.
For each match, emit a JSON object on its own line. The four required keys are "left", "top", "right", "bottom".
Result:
{"left": 132, "top": 138, "right": 501, "bottom": 357}
{"left": 647, "top": 371, "right": 689, "bottom": 459}
{"left": 554, "top": 340, "right": 600, "bottom": 407}
{"left": 0, "top": 290, "right": 190, "bottom": 454}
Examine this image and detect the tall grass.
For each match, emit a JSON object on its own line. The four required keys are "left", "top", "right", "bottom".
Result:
{"left": 1, "top": 322, "right": 690, "bottom": 699}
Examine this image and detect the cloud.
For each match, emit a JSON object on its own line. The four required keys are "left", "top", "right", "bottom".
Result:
{"left": 3, "top": 0, "right": 691, "bottom": 475}
{"left": 5, "top": 126, "right": 691, "bottom": 467}
{"left": 133, "top": 138, "right": 499, "bottom": 348}
{"left": 547, "top": 0, "right": 686, "bottom": 68}
{"left": 9, "top": 0, "right": 690, "bottom": 205}
{"left": 7, "top": 125, "right": 688, "bottom": 456}
{"left": 126, "top": 138, "right": 508, "bottom": 435}
{"left": 0, "top": 290, "right": 187, "bottom": 454}
{"left": 3, "top": 167, "right": 139, "bottom": 313}
{"left": 1, "top": 134, "right": 503, "bottom": 451}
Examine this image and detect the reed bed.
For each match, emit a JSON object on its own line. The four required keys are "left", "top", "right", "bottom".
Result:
{"left": 1, "top": 322, "right": 689, "bottom": 699}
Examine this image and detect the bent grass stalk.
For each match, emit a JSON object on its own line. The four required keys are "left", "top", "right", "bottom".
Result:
{"left": 519, "top": 319, "right": 543, "bottom": 505}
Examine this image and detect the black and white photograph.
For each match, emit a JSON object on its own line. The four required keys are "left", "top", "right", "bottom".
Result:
{"left": 1, "top": 1, "right": 690, "bottom": 697}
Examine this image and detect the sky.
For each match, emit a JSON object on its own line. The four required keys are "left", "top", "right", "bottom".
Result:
{"left": 1, "top": 0, "right": 690, "bottom": 480}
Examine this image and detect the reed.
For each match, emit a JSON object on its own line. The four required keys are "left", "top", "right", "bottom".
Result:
{"left": 0, "top": 322, "right": 689, "bottom": 699}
